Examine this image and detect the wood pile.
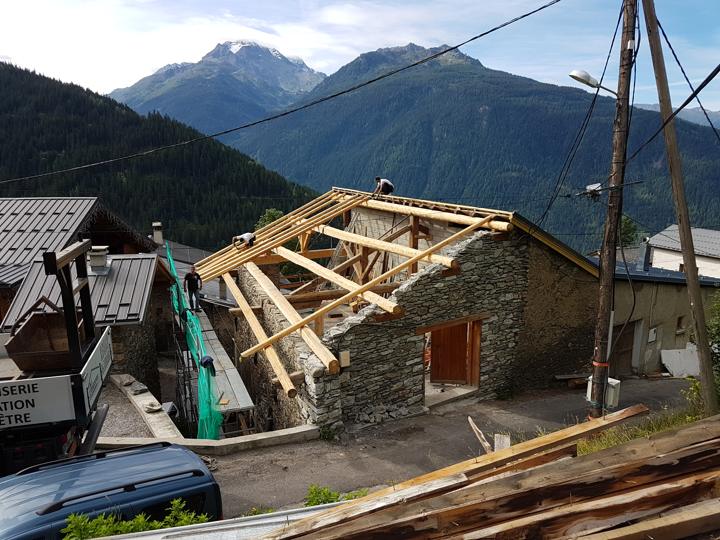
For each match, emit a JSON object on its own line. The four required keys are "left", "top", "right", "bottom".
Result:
{"left": 265, "top": 405, "right": 720, "bottom": 539}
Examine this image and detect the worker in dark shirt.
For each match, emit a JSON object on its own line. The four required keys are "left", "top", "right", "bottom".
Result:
{"left": 373, "top": 177, "right": 395, "bottom": 196}
{"left": 184, "top": 265, "right": 202, "bottom": 312}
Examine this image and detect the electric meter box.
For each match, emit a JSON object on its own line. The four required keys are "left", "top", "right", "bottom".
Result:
{"left": 586, "top": 376, "right": 621, "bottom": 409}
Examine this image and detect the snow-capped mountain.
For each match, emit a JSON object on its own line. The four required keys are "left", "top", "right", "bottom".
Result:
{"left": 109, "top": 41, "right": 325, "bottom": 135}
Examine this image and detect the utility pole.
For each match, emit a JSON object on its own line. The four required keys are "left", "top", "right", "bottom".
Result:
{"left": 641, "top": 0, "right": 719, "bottom": 415}
{"left": 589, "top": 0, "right": 637, "bottom": 418}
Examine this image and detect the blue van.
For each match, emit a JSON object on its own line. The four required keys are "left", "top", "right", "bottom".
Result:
{"left": 0, "top": 442, "right": 222, "bottom": 540}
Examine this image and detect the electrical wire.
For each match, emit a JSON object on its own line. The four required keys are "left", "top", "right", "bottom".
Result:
{"left": 657, "top": 18, "right": 720, "bottom": 145}
{"left": 0, "top": 0, "right": 564, "bottom": 186}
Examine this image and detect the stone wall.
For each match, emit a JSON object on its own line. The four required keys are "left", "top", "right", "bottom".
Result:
{"left": 110, "top": 323, "right": 161, "bottom": 399}
{"left": 514, "top": 241, "right": 598, "bottom": 390}
{"left": 323, "top": 230, "right": 530, "bottom": 423}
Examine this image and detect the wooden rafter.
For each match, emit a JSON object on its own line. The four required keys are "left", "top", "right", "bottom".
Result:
{"left": 289, "top": 252, "right": 364, "bottom": 297}
{"left": 313, "top": 223, "right": 457, "bottom": 268}
{"left": 274, "top": 246, "right": 400, "bottom": 314}
{"left": 358, "top": 224, "right": 412, "bottom": 282}
{"left": 253, "top": 248, "right": 335, "bottom": 266}
{"left": 287, "top": 283, "right": 403, "bottom": 304}
{"left": 241, "top": 215, "right": 495, "bottom": 359}
{"left": 220, "top": 274, "right": 297, "bottom": 398}
{"left": 198, "top": 193, "right": 369, "bottom": 281}
{"left": 244, "top": 262, "right": 340, "bottom": 374}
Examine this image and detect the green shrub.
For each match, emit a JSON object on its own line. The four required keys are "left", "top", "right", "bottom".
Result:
{"left": 244, "top": 506, "right": 275, "bottom": 516}
{"left": 304, "top": 485, "right": 369, "bottom": 507}
{"left": 61, "top": 498, "right": 208, "bottom": 540}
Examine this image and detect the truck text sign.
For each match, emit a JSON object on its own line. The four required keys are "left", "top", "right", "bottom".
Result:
{"left": 0, "top": 376, "right": 75, "bottom": 427}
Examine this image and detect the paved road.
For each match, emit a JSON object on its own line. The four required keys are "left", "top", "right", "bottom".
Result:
{"left": 214, "top": 378, "right": 689, "bottom": 517}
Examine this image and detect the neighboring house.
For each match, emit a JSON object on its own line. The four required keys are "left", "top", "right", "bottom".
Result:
{"left": 0, "top": 248, "right": 173, "bottom": 399}
{"left": 609, "top": 244, "right": 720, "bottom": 378}
{"left": 0, "top": 197, "right": 155, "bottom": 319}
{"left": 195, "top": 189, "right": 605, "bottom": 431}
{"left": 648, "top": 225, "right": 720, "bottom": 277}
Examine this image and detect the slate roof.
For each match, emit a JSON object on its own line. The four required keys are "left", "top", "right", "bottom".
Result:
{"left": 0, "top": 198, "right": 97, "bottom": 286}
{"left": 649, "top": 225, "right": 720, "bottom": 259}
{"left": 0, "top": 254, "right": 162, "bottom": 332}
{"left": 587, "top": 256, "right": 720, "bottom": 287}
{"left": 156, "top": 240, "right": 212, "bottom": 265}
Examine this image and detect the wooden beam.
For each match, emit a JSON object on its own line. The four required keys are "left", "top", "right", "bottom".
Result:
{"left": 313, "top": 223, "right": 457, "bottom": 269}
{"left": 410, "top": 215, "right": 419, "bottom": 274}
{"left": 245, "top": 262, "right": 340, "bottom": 374}
{"left": 220, "top": 274, "right": 297, "bottom": 398}
{"left": 338, "top": 195, "right": 514, "bottom": 230}
{"left": 579, "top": 497, "right": 720, "bottom": 540}
{"left": 241, "top": 215, "right": 493, "bottom": 358}
{"left": 287, "top": 283, "right": 403, "bottom": 304}
{"left": 289, "top": 252, "right": 364, "bottom": 297}
{"left": 359, "top": 225, "right": 413, "bottom": 282}
{"left": 314, "top": 312, "right": 324, "bottom": 336}
{"left": 265, "top": 404, "right": 648, "bottom": 540}
{"left": 253, "top": 248, "right": 335, "bottom": 266}
{"left": 274, "top": 246, "right": 400, "bottom": 314}
{"left": 271, "top": 370, "right": 306, "bottom": 388}
{"left": 229, "top": 306, "right": 263, "bottom": 317}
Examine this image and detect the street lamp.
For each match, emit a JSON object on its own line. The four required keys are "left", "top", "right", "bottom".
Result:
{"left": 569, "top": 69, "right": 618, "bottom": 96}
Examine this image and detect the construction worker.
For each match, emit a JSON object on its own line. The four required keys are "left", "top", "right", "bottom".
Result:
{"left": 183, "top": 265, "right": 202, "bottom": 312}
{"left": 232, "top": 231, "right": 256, "bottom": 249}
{"left": 373, "top": 176, "right": 395, "bottom": 196}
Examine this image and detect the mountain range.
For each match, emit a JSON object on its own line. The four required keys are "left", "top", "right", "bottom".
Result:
{"left": 0, "top": 62, "right": 314, "bottom": 249}
{"left": 110, "top": 40, "right": 325, "bottom": 136}
{"left": 636, "top": 103, "right": 720, "bottom": 128}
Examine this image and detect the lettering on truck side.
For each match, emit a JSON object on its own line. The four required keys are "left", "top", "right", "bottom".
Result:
{"left": 0, "top": 383, "right": 40, "bottom": 396}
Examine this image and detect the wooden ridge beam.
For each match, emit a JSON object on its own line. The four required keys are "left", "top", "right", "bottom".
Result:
{"left": 274, "top": 246, "right": 400, "bottom": 314}
{"left": 313, "top": 223, "right": 457, "bottom": 269}
{"left": 220, "top": 274, "right": 297, "bottom": 398}
{"left": 241, "top": 216, "right": 493, "bottom": 358}
{"left": 200, "top": 194, "right": 368, "bottom": 280}
{"left": 267, "top": 404, "right": 648, "bottom": 540}
{"left": 337, "top": 193, "right": 513, "bottom": 230}
{"left": 245, "top": 262, "right": 340, "bottom": 374}
{"left": 287, "top": 283, "right": 403, "bottom": 304}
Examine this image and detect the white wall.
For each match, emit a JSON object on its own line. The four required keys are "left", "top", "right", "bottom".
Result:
{"left": 650, "top": 247, "right": 720, "bottom": 278}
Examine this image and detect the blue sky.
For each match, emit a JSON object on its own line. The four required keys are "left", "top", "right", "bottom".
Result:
{"left": 1, "top": 0, "right": 718, "bottom": 108}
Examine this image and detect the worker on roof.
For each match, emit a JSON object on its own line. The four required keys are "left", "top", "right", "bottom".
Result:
{"left": 232, "top": 231, "right": 256, "bottom": 249}
{"left": 184, "top": 265, "right": 202, "bottom": 312}
{"left": 373, "top": 176, "right": 395, "bottom": 196}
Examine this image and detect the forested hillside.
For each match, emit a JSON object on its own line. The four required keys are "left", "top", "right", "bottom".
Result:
{"left": 0, "top": 63, "right": 314, "bottom": 249}
{"left": 230, "top": 44, "right": 720, "bottom": 251}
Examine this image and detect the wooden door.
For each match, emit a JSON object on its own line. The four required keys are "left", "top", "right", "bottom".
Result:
{"left": 431, "top": 323, "right": 469, "bottom": 384}
{"left": 610, "top": 321, "right": 636, "bottom": 378}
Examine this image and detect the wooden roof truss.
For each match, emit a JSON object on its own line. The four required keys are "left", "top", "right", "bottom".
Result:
{"left": 195, "top": 189, "right": 509, "bottom": 393}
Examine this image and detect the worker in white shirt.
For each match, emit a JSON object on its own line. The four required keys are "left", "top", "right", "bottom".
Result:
{"left": 373, "top": 177, "right": 395, "bottom": 196}
{"left": 232, "top": 231, "right": 256, "bottom": 249}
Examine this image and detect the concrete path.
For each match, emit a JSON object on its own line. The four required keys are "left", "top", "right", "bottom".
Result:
{"left": 214, "top": 378, "right": 689, "bottom": 517}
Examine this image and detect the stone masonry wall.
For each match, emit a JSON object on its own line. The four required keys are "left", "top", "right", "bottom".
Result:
{"left": 514, "top": 241, "right": 597, "bottom": 390}
{"left": 231, "top": 270, "right": 342, "bottom": 431}
{"left": 110, "top": 323, "right": 161, "bottom": 399}
{"left": 323, "top": 230, "right": 530, "bottom": 424}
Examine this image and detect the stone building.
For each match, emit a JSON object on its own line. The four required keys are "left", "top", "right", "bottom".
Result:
{"left": 196, "top": 189, "right": 604, "bottom": 432}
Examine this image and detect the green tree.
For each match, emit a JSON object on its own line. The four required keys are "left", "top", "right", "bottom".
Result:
{"left": 255, "top": 208, "right": 285, "bottom": 230}
{"left": 619, "top": 215, "right": 639, "bottom": 247}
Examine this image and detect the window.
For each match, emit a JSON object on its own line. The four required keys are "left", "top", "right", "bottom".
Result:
{"left": 679, "top": 263, "right": 685, "bottom": 272}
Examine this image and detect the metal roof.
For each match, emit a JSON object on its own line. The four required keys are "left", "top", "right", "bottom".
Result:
{"left": 0, "top": 198, "right": 98, "bottom": 287}
{"left": 1, "top": 254, "right": 161, "bottom": 332}
{"left": 587, "top": 256, "right": 720, "bottom": 287}
{"left": 649, "top": 224, "right": 720, "bottom": 259}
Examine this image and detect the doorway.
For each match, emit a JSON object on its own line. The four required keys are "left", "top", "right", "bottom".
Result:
{"left": 419, "top": 315, "right": 484, "bottom": 407}
{"left": 610, "top": 320, "right": 637, "bottom": 378}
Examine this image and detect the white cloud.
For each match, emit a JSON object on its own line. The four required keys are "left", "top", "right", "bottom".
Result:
{"left": 0, "top": 0, "right": 718, "bottom": 108}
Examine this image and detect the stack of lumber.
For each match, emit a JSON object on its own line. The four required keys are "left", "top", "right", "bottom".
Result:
{"left": 265, "top": 404, "right": 720, "bottom": 539}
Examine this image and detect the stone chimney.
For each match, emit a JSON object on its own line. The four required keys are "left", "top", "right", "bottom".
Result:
{"left": 89, "top": 246, "right": 110, "bottom": 275}
{"left": 152, "top": 221, "right": 163, "bottom": 245}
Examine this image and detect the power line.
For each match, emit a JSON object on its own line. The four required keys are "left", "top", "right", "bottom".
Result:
{"left": 626, "top": 61, "right": 720, "bottom": 163}
{"left": 0, "top": 0, "right": 564, "bottom": 187}
{"left": 657, "top": 18, "right": 720, "bottom": 145}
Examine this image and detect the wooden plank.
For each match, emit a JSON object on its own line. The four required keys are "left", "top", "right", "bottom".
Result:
{"left": 221, "top": 273, "right": 297, "bottom": 397}
{"left": 313, "top": 223, "right": 457, "bottom": 268}
{"left": 274, "top": 246, "right": 400, "bottom": 314}
{"left": 242, "top": 216, "right": 494, "bottom": 358}
{"left": 245, "top": 262, "right": 340, "bottom": 374}
{"left": 200, "top": 195, "right": 367, "bottom": 280}
{"left": 578, "top": 497, "right": 720, "bottom": 540}
{"left": 460, "top": 469, "right": 720, "bottom": 540}
{"left": 338, "top": 194, "right": 513, "bottom": 230}
{"left": 266, "top": 405, "right": 647, "bottom": 540}
{"left": 287, "top": 283, "right": 403, "bottom": 304}
{"left": 319, "top": 420, "right": 720, "bottom": 540}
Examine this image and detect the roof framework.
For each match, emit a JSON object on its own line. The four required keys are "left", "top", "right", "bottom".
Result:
{"left": 196, "top": 189, "right": 510, "bottom": 391}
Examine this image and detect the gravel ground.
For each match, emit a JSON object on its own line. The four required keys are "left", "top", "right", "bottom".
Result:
{"left": 98, "top": 383, "right": 153, "bottom": 438}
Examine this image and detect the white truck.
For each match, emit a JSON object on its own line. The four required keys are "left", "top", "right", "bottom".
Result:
{"left": 0, "top": 240, "right": 113, "bottom": 475}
